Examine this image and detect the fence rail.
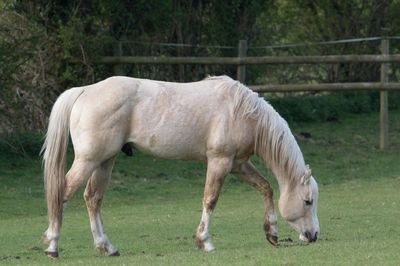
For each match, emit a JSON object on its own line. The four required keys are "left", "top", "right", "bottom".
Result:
{"left": 96, "top": 54, "right": 400, "bottom": 65}
{"left": 250, "top": 82, "right": 400, "bottom": 92}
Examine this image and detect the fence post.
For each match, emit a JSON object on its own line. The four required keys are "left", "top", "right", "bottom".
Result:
{"left": 237, "top": 40, "right": 247, "bottom": 83}
{"left": 113, "top": 40, "right": 125, "bottom": 76}
{"left": 380, "top": 30, "right": 389, "bottom": 150}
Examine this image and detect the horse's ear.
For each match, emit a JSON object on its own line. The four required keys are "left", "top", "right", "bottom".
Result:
{"left": 301, "top": 165, "right": 312, "bottom": 185}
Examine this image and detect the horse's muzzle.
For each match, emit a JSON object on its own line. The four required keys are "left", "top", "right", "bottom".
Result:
{"left": 304, "top": 231, "right": 318, "bottom": 242}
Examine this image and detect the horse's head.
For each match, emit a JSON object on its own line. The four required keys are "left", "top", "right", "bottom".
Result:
{"left": 278, "top": 166, "right": 319, "bottom": 243}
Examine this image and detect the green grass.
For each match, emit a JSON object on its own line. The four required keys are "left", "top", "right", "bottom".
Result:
{"left": 0, "top": 110, "right": 399, "bottom": 265}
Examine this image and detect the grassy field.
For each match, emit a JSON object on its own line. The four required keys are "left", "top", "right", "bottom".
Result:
{"left": 0, "top": 110, "right": 399, "bottom": 265}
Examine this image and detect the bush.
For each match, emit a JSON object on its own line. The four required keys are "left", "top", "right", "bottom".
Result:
{"left": 268, "top": 91, "right": 400, "bottom": 123}
{"left": 0, "top": 132, "right": 43, "bottom": 158}
{"left": 0, "top": 11, "right": 60, "bottom": 133}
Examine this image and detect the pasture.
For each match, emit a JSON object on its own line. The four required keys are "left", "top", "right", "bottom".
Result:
{"left": 0, "top": 110, "right": 399, "bottom": 265}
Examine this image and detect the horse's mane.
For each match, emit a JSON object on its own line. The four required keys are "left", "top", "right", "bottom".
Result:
{"left": 208, "top": 76, "right": 308, "bottom": 182}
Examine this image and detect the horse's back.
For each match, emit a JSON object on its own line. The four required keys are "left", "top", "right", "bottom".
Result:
{"left": 69, "top": 76, "right": 240, "bottom": 161}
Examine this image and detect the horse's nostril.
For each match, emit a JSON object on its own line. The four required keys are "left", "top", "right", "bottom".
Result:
{"left": 305, "top": 231, "right": 312, "bottom": 241}
{"left": 313, "top": 232, "right": 318, "bottom": 242}
{"left": 307, "top": 231, "right": 318, "bottom": 242}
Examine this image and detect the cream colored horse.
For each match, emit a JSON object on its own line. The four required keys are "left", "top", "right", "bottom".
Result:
{"left": 42, "top": 75, "right": 319, "bottom": 258}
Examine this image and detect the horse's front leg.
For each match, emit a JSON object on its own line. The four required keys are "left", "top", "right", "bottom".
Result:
{"left": 233, "top": 161, "right": 278, "bottom": 246}
{"left": 195, "top": 156, "right": 232, "bottom": 251}
{"left": 84, "top": 157, "right": 119, "bottom": 256}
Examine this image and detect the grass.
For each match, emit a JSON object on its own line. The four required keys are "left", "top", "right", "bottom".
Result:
{"left": 0, "top": 109, "right": 399, "bottom": 265}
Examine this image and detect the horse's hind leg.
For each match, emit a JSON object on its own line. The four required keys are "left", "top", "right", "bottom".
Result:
{"left": 233, "top": 161, "right": 278, "bottom": 245}
{"left": 84, "top": 157, "right": 119, "bottom": 256}
{"left": 195, "top": 157, "right": 232, "bottom": 251}
{"left": 44, "top": 159, "right": 97, "bottom": 258}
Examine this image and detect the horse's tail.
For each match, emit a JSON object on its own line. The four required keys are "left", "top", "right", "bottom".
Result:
{"left": 41, "top": 87, "right": 84, "bottom": 225}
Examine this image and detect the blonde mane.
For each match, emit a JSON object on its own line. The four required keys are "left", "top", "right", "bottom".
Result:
{"left": 210, "top": 76, "right": 308, "bottom": 182}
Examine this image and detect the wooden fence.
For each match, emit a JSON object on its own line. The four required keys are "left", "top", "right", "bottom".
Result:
{"left": 94, "top": 37, "right": 400, "bottom": 150}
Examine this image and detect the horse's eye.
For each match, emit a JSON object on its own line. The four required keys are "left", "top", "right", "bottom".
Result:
{"left": 304, "top": 199, "right": 313, "bottom": 206}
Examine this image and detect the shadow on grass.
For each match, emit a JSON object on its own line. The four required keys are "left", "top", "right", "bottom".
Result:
{"left": 277, "top": 236, "right": 332, "bottom": 248}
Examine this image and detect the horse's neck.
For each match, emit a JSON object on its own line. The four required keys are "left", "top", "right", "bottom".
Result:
{"left": 254, "top": 106, "right": 305, "bottom": 191}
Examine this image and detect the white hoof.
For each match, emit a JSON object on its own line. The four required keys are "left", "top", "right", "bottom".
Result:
{"left": 203, "top": 240, "right": 215, "bottom": 252}
{"left": 95, "top": 239, "right": 118, "bottom": 256}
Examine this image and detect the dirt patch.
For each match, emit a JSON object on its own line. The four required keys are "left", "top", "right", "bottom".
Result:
{"left": 0, "top": 256, "right": 31, "bottom": 261}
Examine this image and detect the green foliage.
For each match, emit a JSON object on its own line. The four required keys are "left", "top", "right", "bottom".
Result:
{"left": 253, "top": 1, "right": 400, "bottom": 86}
{"left": 57, "top": 15, "right": 114, "bottom": 85}
{"left": 0, "top": 9, "right": 61, "bottom": 132}
{"left": 0, "top": 132, "right": 43, "bottom": 158}
{"left": 2, "top": 0, "right": 400, "bottom": 133}
{"left": 268, "top": 91, "right": 400, "bottom": 123}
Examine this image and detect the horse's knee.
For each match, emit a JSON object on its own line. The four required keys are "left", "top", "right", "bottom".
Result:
{"left": 203, "top": 195, "right": 219, "bottom": 211}
{"left": 84, "top": 179, "right": 108, "bottom": 208}
{"left": 84, "top": 191, "right": 103, "bottom": 211}
{"left": 261, "top": 183, "right": 273, "bottom": 198}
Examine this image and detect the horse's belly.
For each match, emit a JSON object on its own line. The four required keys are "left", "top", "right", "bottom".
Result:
{"left": 132, "top": 135, "right": 207, "bottom": 160}
{"left": 129, "top": 124, "right": 208, "bottom": 160}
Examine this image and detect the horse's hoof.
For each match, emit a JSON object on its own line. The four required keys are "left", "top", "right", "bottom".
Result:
{"left": 267, "top": 234, "right": 279, "bottom": 246}
{"left": 109, "top": 250, "right": 120, "bottom": 256}
{"left": 195, "top": 236, "right": 215, "bottom": 252}
{"left": 45, "top": 251, "right": 59, "bottom": 259}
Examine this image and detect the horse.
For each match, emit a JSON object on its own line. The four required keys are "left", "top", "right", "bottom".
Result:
{"left": 41, "top": 75, "right": 319, "bottom": 258}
